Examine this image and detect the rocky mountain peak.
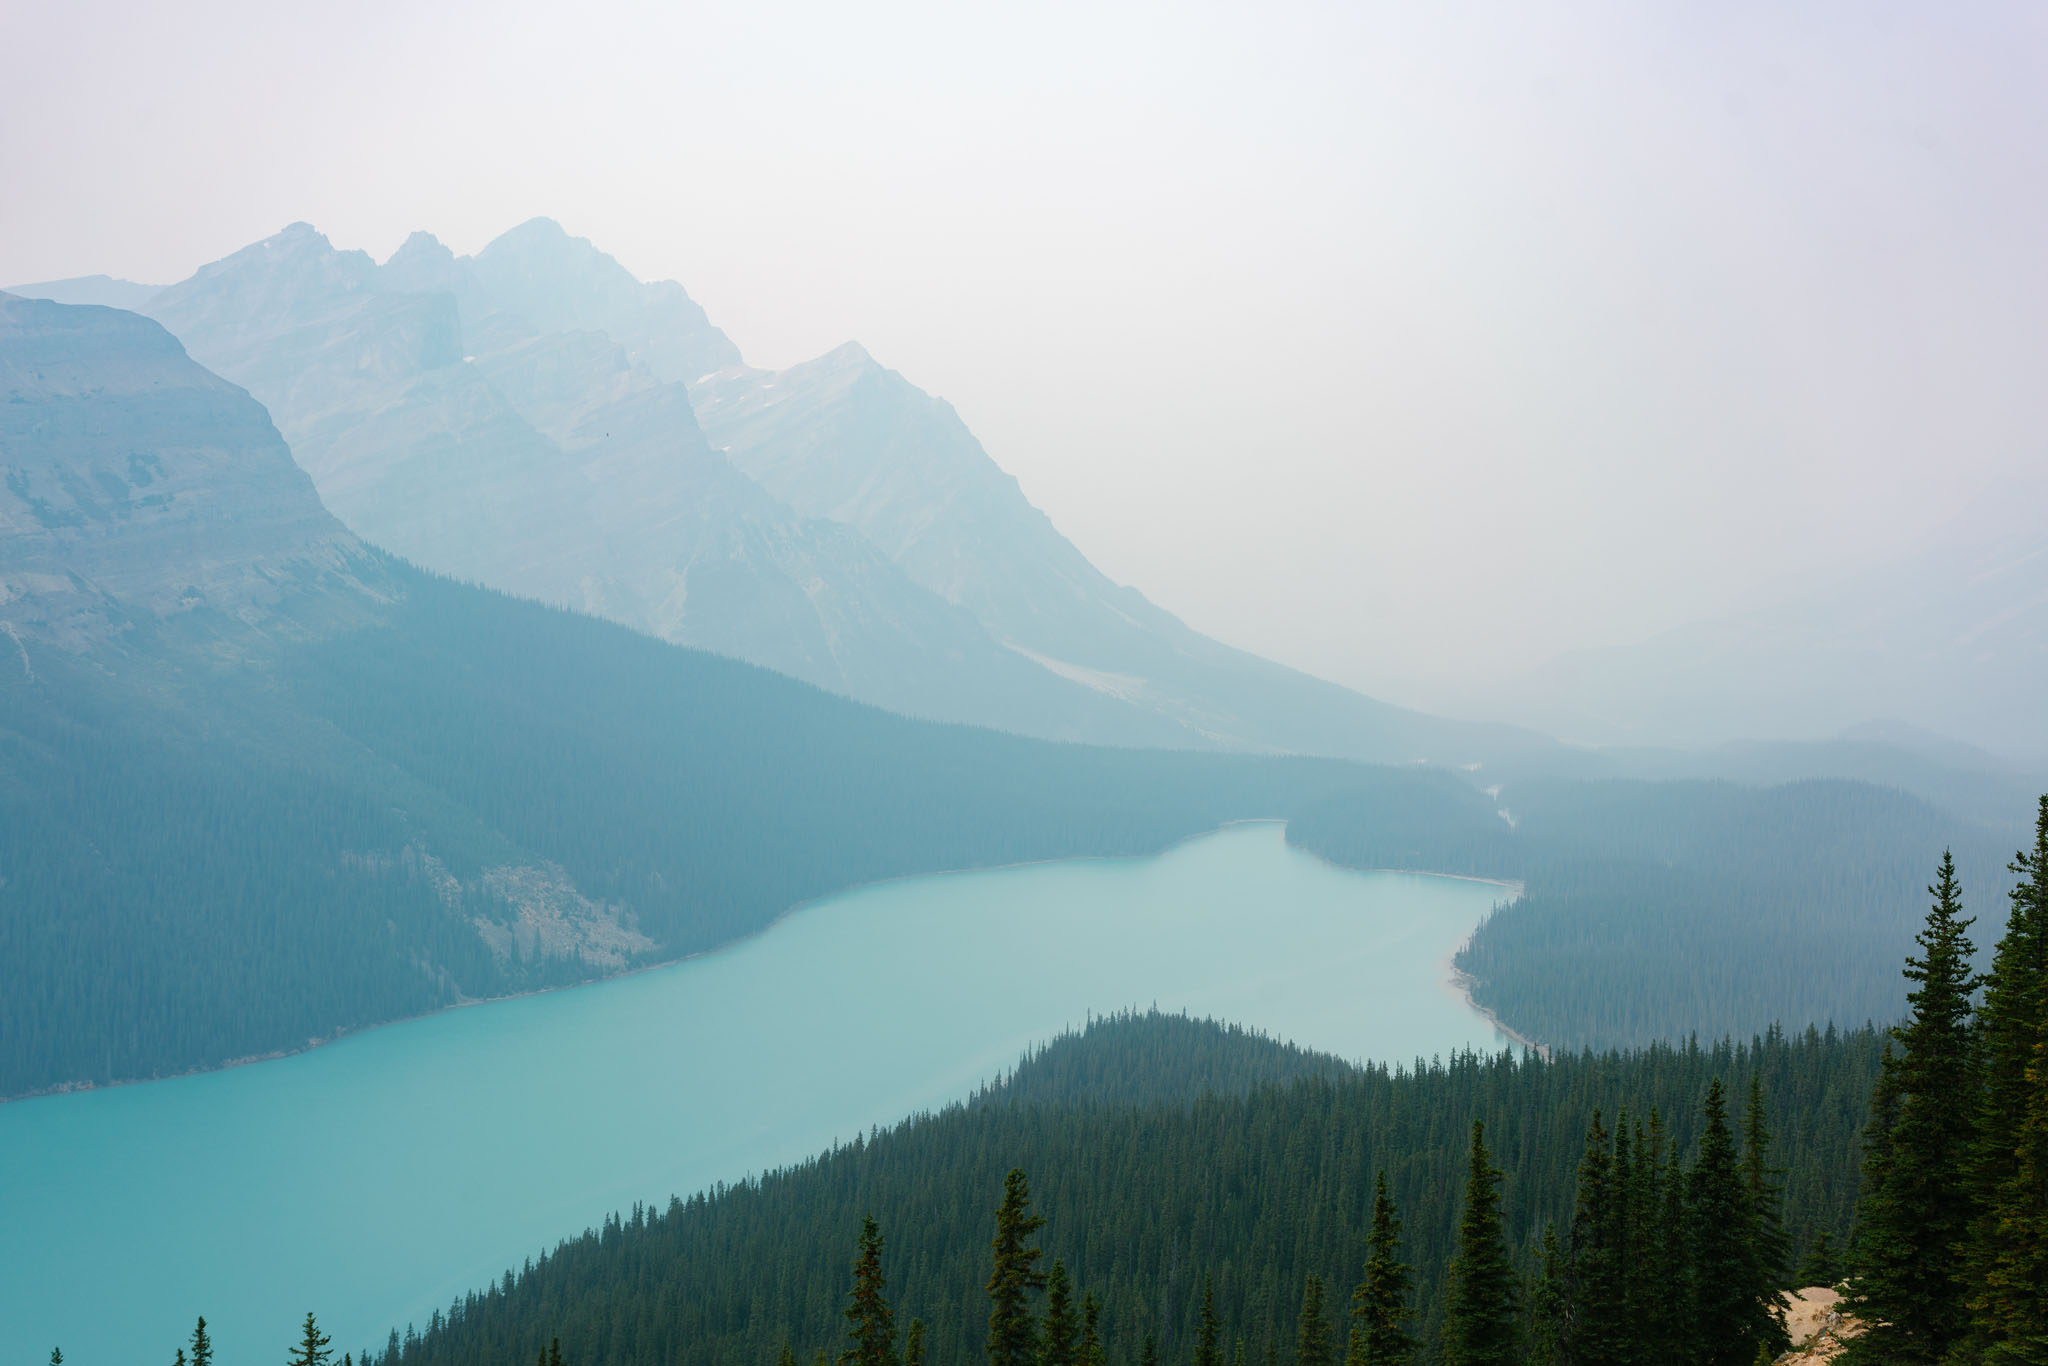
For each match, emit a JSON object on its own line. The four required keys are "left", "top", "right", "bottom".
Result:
{"left": 0, "top": 294, "right": 388, "bottom": 653}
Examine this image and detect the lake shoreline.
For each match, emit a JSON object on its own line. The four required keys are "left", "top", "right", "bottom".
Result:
{"left": 3, "top": 820, "right": 1293, "bottom": 1107}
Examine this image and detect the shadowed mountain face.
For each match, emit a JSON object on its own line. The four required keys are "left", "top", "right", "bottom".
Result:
{"left": 0, "top": 295, "right": 1383, "bottom": 1097}
{"left": 23, "top": 220, "right": 1549, "bottom": 764}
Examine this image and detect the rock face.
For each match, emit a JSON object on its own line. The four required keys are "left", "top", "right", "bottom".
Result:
{"left": 0, "top": 292, "right": 387, "bottom": 654}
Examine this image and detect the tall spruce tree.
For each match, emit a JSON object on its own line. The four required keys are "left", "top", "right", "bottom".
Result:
{"left": 288, "top": 1314, "right": 335, "bottom": 1366}
{"left": 778, "top": 1342, "right": 799, "bottom": 1366}
{"left": 1295, "top": 1273, "right": 1332, "bottom": 1366}
{"left": 1976, "top": 1020, "right": 2048, "bottom": 1365}
{"left": 1845, "top": 851, "right": 1981, "bottom": 1365}
{"left": 843, "top": 1214, "right": 898, "bottom": 1366}
{"left": 1648, "top": 1109, "right": 1694, "bottom": 1364}
{"left": 1689, "top": 1080, "right": 1768, "bottom": 1366}
{"left": 1079, "top": 1294, "right": 1106, "bottom": 1366}
{"left": 1740, "top": 1076, "right": 1792, "bottom": 1358}
{"left": 907, "top": 1320, "right": 929, "bottom": 1366}
{"left": 1346, "top": 1171, "right": 1414, "bottom": 1366}
{"left": 1141, "top": 1333, "right": 1160, "bottom": 1366}
{"left": 1043, "top": 1260, "right": 1078, "bottom": 1366}
{"left": 191, "top": 1319, "right": 214, "bottom": 1366}
{"left": 1443, "top": 1121, "right": 1519, "bottom": 1366}
{"left": 1195, "top": 1275, "right": 1222, "bottom": 1366}
{"left": 1966, "top": 799, "right": 2048, "bottom": 1361}
{"left": 1529, "top": 1223, "right": 1568, "bottom": 1366}
{"left": 988, "top": 1169, "right": 1048, "bottom": 1366}
{"left": 1568, "top": 1110, "right": 1625, "bottom": 1366}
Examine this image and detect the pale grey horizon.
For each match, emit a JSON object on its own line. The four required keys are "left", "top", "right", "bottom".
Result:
{"left": 4, "top": 0, "right": 2044, "bottom": 717}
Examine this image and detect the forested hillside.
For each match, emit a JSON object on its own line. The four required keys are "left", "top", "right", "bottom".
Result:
{"left": 0, "top": 294, "right": 1396, "bottom": 1099}
{"left": 1287, "top": 773, "right": 2020, "bottom": 1049}
{"left": 372, "top": 1011, "right": 1880, "bottom": 1366}
{"left": 0, "top": 568, "right": 1396, "bottom": 1099}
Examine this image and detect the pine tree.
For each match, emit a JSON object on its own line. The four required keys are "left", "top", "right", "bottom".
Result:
{"left": 1795, "top": 1232, "right": 1839, "bottom": 1289}
{"left": 1741, "top": 1075, "right": 1792, "bottom": 1358}
{"left": 547, "top": 1341, "right": 562, "bottom": 1366}
{"left": 1846, "top": 850, "right": 1982, "bottom": 1364}
{"left": 176, "top": 1349, "right": 188, "bottom": 1366}
{"left": 844, "top": 1214, "right": 898, "bottom": 1366}
{"left": 908, "top": 1321, "right": 929, "bottom": 1366}
{"left": 1079, "top": 1294, "right": 1106, "bottom": 1366}
{"left": 1647, "top": 1108, "right": 1693, "bottom": 1364}
{"left": 1443, "top": 1120, "right": 1519, "bottom": 1366}
{"left": 1296, "top": 1273, "right": 1332, "bottom": 1366}
{"left": 50, "top": 1351, "right": 62, "bottom": 1366}
{"left": 1569, "top": 1110, "right": 1625, "bottom": 1366}
{"left": 1195, "top": 1275, "right": 1222, "bottom": 1366}
{"left": 1976, "top": 1022, "right": 2048, "bottom": 1366}
{"left": 1346, "top": 1171, "right": 1414, "bottom": 1366}
{"left": 778, "top": 1343, "right": 798, "bottom": 1366}
{"left": 1966, "top": 799, "right": 2048, "bottom": 1361}
{"left": 288, "top": 1313, "right": 335, "bottom": 1366}
{"left": 1043, "top": 1260, "right": 1078, "bottom": 1366}
{"left": 1528, "top": 1223, "right": 1568, "bottom": 1366}
{"left": 1690, "top": 1080, "right": 1768, "bottom": 1366}
{"left": 1142, "top": 1333, "right": 1160, "bottom": 1366}
{"left": 191, "top": 1318, "right": 214, "bottom": 1366}
{"left": 988, "top": 1168, "right": 1048, "bottom": 1366}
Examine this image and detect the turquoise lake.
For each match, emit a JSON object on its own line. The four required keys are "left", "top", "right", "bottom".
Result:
{"left": 0, "top": 822, "right": 1513, "bottom": 1365}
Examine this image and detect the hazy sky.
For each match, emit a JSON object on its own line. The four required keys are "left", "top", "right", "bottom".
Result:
{"left": 4, "top": 0, "right": 2044, "bottom": 707}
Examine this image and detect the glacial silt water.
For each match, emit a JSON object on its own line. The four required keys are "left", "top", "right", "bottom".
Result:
{"left": 0, "top": 823, "right": 1512, "bottom": 1363}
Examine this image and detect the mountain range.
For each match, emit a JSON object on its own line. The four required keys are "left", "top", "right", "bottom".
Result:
{"left": 0, "top": 291, "right": 1387, "bottom": 1098}
{"left": 12, "top": 220, "right": 1545, "bottom": 767}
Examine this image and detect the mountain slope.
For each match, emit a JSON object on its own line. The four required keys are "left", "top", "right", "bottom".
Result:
{"left": 692, "top": 341, "right": 1554, "bottom": 765}
{"left": 129, "top": 224, "right": 1199, "bottom": 744}
{"left": 0, "top": 295, "right": 1381, "bottom": 1098}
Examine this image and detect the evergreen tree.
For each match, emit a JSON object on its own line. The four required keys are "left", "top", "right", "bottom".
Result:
{"left": 548, "top": 1341, "right": 562, "bottom": 1366}
{"left": 1740, "top": 1074, "right": 1792, "bottom": 1357}
{"left": 1079, "top": 1295, "right": 1105, "bottom": 1366}
{"left": 1528, "top": 1223, "right": 1567, "bottom": 1366}
{"left": 843, "top": 1214, "right": 898, "bottom": 1366}
{"left": 1794, "top": 1232, "right": 1839, "bottom": 1289}
{"left": 1568, "top": 1110, "right": 1625, "bottom": 1366}
{"left": 778, "top": 1344, "right": 798, "bottom": 1366}
{"left": 289, "top": 1314, "right": 335, "bottom": 1366}
{"left": 908, "top": 1321, "right": 929, "bottom": 1366}
{"left": 191, "top": 1318, "right": 214, "bottom": 1366}
{"left": 1443, "top": 1121, "right": 1519, "bottom": 1366}
{"left": 1195, "top": 1275, "right": 1222, "bottom": 1366}
{"left": 1846, "top": 851, "right": 1982, "bottom": 1364}
{"left": 1141, "top": 1333, "right": 1160, "bottom": 1366}
{"left": 1620, "top": 1114, "right": 1658, "bottom": 1357}
{"left": 1966, "top": 799, "right": 2048, "bottom": 1361}
{"left": 1646, "top": 1109, "right": 1693, "bottom": 1364}
{"left": 1043, "top": 1260, "right": 1078, "bottom": 1366}
{"left": 988, "top": 1168, "right": 1048, "bottom": 1366}
{"left": 1295, "top": 1273, "right": 1332, "bottom": 1366}
{"left": 50, "top": 1351, "right": 62, "bottom": 1366}
{"left": 1346, "top": 1171, "right": 1414, "bottom": 1366}
{"left": 176, "top": 1349, "right": 188, "bottom": 1366}
{"left": 1689, "top": 1080, "right": 1766, "bottom": 1366}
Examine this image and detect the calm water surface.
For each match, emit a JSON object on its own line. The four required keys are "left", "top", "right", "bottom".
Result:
{"left": 0, "top": 823, "right": 1511, "bottom": 1364}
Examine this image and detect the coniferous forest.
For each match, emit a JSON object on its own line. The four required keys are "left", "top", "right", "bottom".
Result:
{"left": 101, "top": 796, "right": 2047, "bottom": 1366}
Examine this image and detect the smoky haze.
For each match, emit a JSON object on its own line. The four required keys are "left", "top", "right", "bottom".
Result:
{"left": 4, "top": 0, "right": 2043, "bottom": 716}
